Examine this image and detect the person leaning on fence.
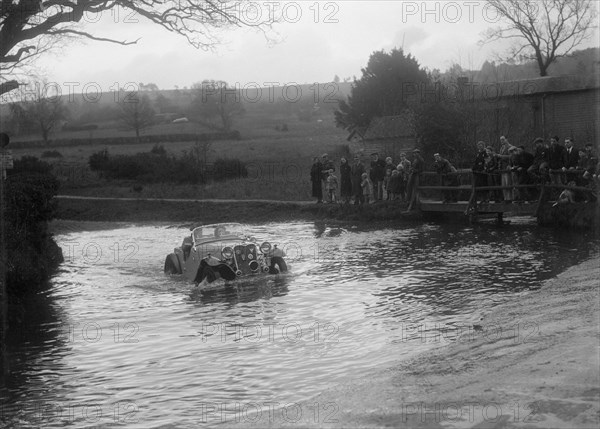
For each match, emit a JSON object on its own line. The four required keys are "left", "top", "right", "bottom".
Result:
{"left": 497, "top": 136, "right": 513, "bottom": 201}
{"left": 483, "top": 146, "right": 501, "bottom": 202}
{"left": 527, "top": 138, "right": 549, "bottom": 184}
{"left": 511, "top": 146, "right": 535, "bottom": 201}
{"left": 433, "top": 153, "right": 457, "bottom": 203}
{"left": 406, "top": 148, "right": 424, "bottom": 204}
{"left": 339, "top": 157, "right": 353, "bottom": 204}
{"left": 579, "top": 143, "right": 598, "bottom": 188}
{"left": 351, "top": 155, "right": 365, "bottom": 205}
{"left": 472, "top": 141, "right": 488, "bottom": 202}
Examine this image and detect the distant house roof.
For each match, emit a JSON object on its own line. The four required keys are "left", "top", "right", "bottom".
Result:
{"left": 363, "top": 114, "right": 415, "bottom": 140}
{"left": 346, "top": 127, "right": 367, "bottom": 141}
{"left": 468, "top": 74, "right": 599, "bottom": 100}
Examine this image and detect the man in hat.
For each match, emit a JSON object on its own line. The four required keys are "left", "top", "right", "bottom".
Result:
{"left": 406, "top": 148, "right": 424, "bottom": 204}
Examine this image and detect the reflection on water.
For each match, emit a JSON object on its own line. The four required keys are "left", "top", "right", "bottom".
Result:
{"left": 1, "top": 220, "right": 598, "bottom": 428}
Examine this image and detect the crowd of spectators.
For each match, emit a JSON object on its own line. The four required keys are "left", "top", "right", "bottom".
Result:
{"left": 471, "top": 135, "right": 598, "bottom": 203}
{"left": 310, "top": 150, "right": 422, "bottom": 205}
{"left": 310, "top": 136, "right": 598, "bottom": 205}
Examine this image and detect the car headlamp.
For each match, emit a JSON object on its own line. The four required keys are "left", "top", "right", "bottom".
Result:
{"left": 221, "top": 246, "right": 234, "bottom": 259}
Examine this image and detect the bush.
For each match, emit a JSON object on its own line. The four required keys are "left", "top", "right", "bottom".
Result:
{"left": 41, "top": 150, "right": 63, "bottom": 158}
{"left": 212, "top": 158, "right": 248, "bottom": 182}
{"left": 5, "top": 158, "right": 63, "bottom": 303}
{"left": 88, "top": 148, "right": 205, "bottom": 184}
{"left": 150, "top": 144, "right": 167, "bottom": 156}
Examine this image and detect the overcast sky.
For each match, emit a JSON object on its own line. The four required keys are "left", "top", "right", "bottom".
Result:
{"left": 32, "top": 1, "right": 600, "bottom": 93}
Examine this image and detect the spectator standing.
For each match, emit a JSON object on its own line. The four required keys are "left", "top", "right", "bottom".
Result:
{"left": 361, "top": 173, "right": 374, "bottom": 204}
{"left": 497, "top": 136, "right": 513, "bottom": 201}
{"left": 547, "top": 135, "right": 566, "bottom": 184}
{"left": 484, "top": 146, "right": 500, "bottom": 202}
{"left": 472, "top": 141, "right": 487, "bottom": 202}
{"left": 388, "top": 169, "right": 401, "bottom": 200}
{"left": 339, "top": 157, "right": 352, "bottom": 204}
{"left": 563, "top": 137, "right": 580, "bottom": 183}
{"left": 310, "top": 157, "right": 323, "bottom": 203}
{"left": 406, "top": 148, "right": 424, "bottom": 204}
{"left": 397, "top": 153, "right": 411, "bottom": 202}
{"left": 325, "top": 169, "right": 338, "bottom": 203}
{"left": 383, "top": 169, "right": 392, "bottom": 200}
{"left": 369, "top": 153, "right": 386, "bottom": 201}
{"left": 351, "top": 155, "right": 365, "bottom": 205}
{"left": 383, "top": 157, "right": 395, "bottom": 200}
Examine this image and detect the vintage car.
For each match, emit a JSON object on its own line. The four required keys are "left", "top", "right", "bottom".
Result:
{"left": 164, "top": 223, "right": 287, "bottom": 285}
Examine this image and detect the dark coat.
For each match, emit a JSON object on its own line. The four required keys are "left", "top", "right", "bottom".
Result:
{"left": 472, "top": 150, "right": 486, "bottom": 172}
{"left": 351, "top": 161, "right": 365, "bottom": 195}
{"left": 369, "top": 159, "right": 386, "bottom": 182}
{"left": 564, "top": 147, "right": 580, "bottom": 169}
{"left": 547, "top": 144, "right": 566, "bottom": 169}
{"left": 340, "top": 162, "right": 352, "bottom": 197}
{"left": 411, "top": 154, "right": 425, "bottom": 174}
{"left": 311, "top": 162, "right": 323, "bottom": 199}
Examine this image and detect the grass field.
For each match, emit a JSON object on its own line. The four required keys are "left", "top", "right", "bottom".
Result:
{"left": 12, "top": 110, "right": 358, "bottom": 201}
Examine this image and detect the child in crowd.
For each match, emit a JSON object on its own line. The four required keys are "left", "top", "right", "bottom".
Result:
{"left": 383, "top": 169, "right": 392, "bottom": 200}
{"left": 326, "top": 169, "right": 338, "bottom": 203}
{"left": 361, "top": 172, "right": 374, "bottom": 204}
{"left": 388, "top": 169, "right": 401, "bottom": 200}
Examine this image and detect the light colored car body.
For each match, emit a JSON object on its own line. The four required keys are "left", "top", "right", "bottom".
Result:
{"left": 164, "top": 223, "right": 287, "bottom": 284}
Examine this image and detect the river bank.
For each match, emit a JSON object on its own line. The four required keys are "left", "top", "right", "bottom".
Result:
{"left": 233, "top": 257, "right": 600, "bottom": 428}
{"left": 54, "top": 195, "right": 419, "bottom": 224}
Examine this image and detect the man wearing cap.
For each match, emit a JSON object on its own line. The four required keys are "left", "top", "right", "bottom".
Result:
{"left": 433, "top": 153, "right": 457, "bottom": 203}
{"left": 406, "top": 148, "right": 424, "bottom": 204}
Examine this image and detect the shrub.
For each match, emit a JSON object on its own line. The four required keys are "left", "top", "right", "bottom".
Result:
{"left": 41, "top": 150, "right": 63, "bottom": 158}
{"left": 150, "top": 144, "right": 167, "bottom": 156}
{"left": 212, "top": 158, "right": 248, "bottom": 182}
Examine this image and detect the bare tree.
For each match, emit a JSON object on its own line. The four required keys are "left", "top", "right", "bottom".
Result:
{"left": 119, "top": 92, "right": 155, "bottom": 140}
{"left": 481, "top": 0, "right": 598, "bottom": 76}
{"left": 11, "top": 94, "right": 68, "bottom": 143}
{"left": 1, "top": 1, "right": 273, "bottom": 96}
{"left": 190, "top": 80, "right": 245, "bottom": 131}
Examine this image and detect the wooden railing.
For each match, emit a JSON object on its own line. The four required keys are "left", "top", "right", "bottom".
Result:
{"left": 409, "top": 168, "right": 598, "bottom": 216}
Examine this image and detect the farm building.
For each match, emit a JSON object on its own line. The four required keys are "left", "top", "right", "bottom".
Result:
{"left": 355, "top": 113, "right": 416, "bottom": 159}
{"left": 464, "top": 74, "right": 599, "bottom": 150}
